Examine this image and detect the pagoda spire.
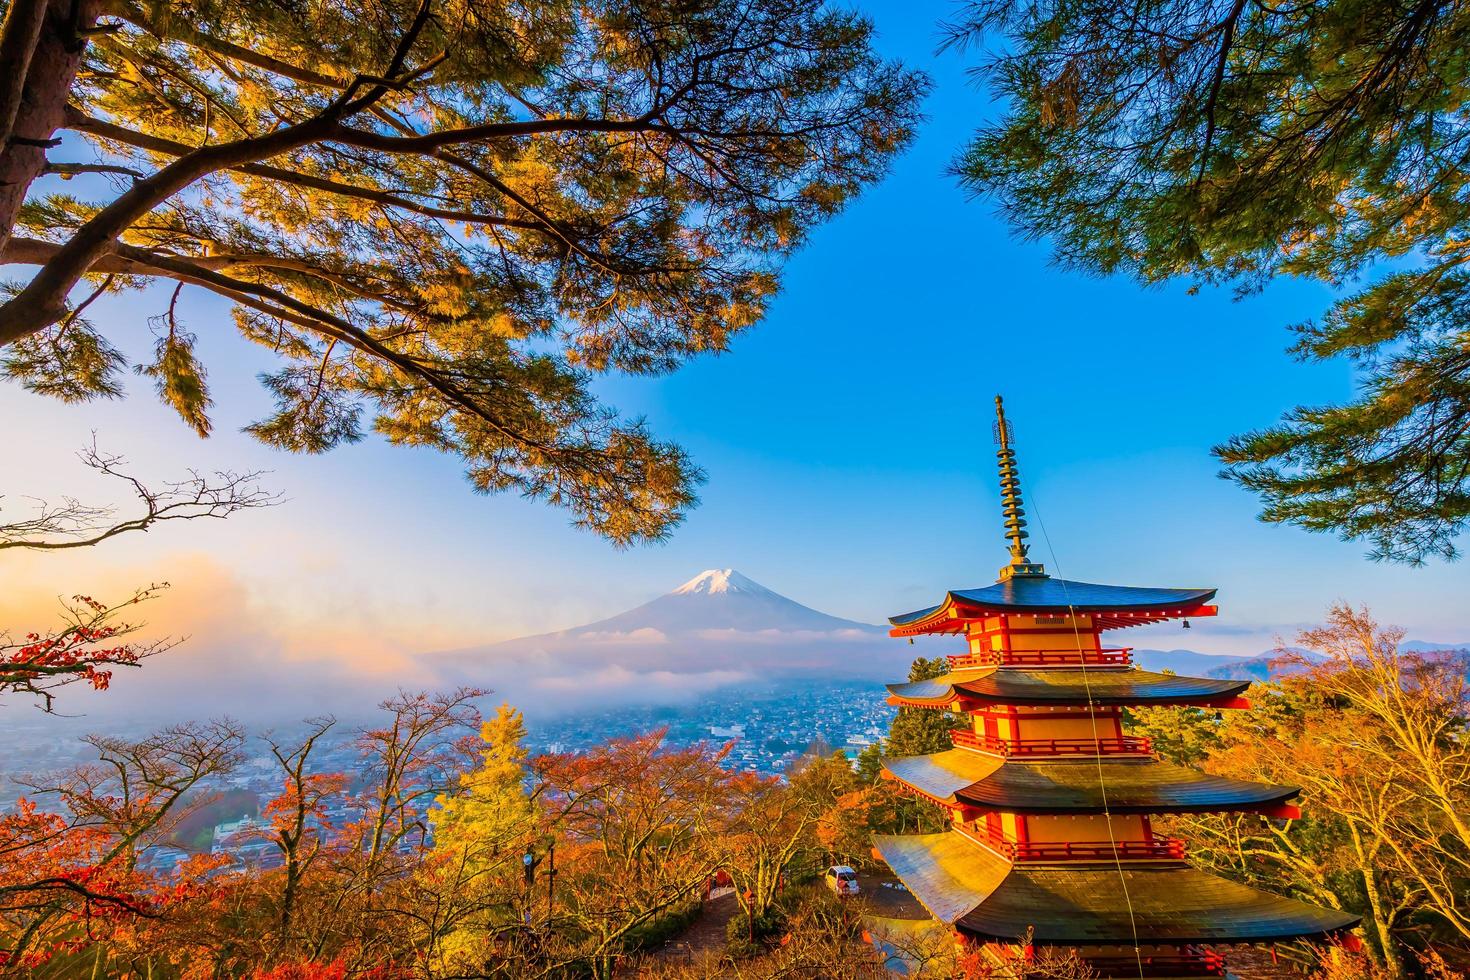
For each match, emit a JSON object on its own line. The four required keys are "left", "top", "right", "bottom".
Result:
{"left": 993, "top": 396, "right": 1046, "bottom": 580}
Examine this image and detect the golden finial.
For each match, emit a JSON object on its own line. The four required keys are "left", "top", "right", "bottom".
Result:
{"left": 994, "top": 396, "right": 1046, "bottom": 581}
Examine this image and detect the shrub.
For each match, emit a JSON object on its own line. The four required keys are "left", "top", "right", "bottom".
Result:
{"left": 726, "top": 906, "right": 787, "bottom": 951}
{"left": 623, "top": 898, "right": 704, "bottom": 954}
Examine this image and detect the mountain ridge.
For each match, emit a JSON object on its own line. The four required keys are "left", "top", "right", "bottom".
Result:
{"left": 424, "top": 569, "right": 903, "bottom": 711}
{"left": 1134, "top": 640, "right": 1468, "bottom": 681}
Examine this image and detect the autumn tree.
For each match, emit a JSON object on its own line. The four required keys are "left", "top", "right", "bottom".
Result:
{"left": 1, "top": 444, "right": 271, "bottom": 707}
{"left": 0, "top": 589, "right": 162, "bottom": 711}
{"left": 528, "top": 729, "right": 732, "bottom": 977}
{"left": 788, "top": 751, "right": 860, "bottom": 811}
{"left": 253, "top": 688, "right": 490, "bottom": 972}
{"left": 784, "top": 739, "right": 949, "bottom": 872}
{"left": 260, "top": 719, "right": 348, "bottom": 946}
{"left": 197, "top": 694, "right": 475, "bottom": 974}
{"left": 784, "top": 746, "right": 941, "bottom": 871}
{"left": 785, "top": 750, "right": 865, "bottom": 869}
{"left": 1293, "top": 608, "right": 1470, "bottom": 958}
{"left": 350, "top": 690, "right": 485, "bottom": 877}
{"left": 0, "top": 721, "right": 245, "bottom": 970}
{"left": 950, "top": 0, "right": 1470, "bottom": 561}
{"left": 717, "top": 771, "right": 819, "bottom": 943}
{"left": 0, "top": 0, "right": 927, "bottom": 544}
{"left": 796, "top": 657, "right": 956, "bottom": 846}
{"left": 96, "top": 690, "right": 486, "bottom": 976}
{"left": 1146, "top": 606, "right": 1470, "bottom": 974}
{"left": 425, "top": 702, "right": 540, "bottom": 973}
{"left": 1153, "top": 684, "right": 1402, "bottom": 974}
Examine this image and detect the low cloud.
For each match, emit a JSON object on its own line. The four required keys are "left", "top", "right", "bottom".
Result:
{"left": 570, "top": 627, "right": 670, "bottom": 644}
{"left": 1, "top": 553, "right": 903, "bottom": 730}
{"left": 533, "top": 665, "right": 749, "bottom": 697}
{"left": 688, "top": 626, "right": 881, "bottom": 644}
{"left": 0, "top": 552, "right": 442, "bottom": 728}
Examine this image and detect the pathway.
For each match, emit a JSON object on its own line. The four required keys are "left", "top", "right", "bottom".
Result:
{"left": 649, "top": 887, "right": 739, "bottom": 964}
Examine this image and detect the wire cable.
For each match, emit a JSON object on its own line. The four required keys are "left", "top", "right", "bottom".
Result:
{"left": 1028, "top": 494, "right": 1147, "bottom": 980}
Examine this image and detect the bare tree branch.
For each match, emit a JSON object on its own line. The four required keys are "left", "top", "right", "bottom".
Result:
{"left": 1, "top": 440, "right": 278, "bottom": 552}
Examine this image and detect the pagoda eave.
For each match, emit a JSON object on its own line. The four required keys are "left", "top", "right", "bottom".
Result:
{"left": 885, "top": 669, "right": 1250, "bottom": 710}
{"left": 889, "top": 603, "right": 1220, "bottom": 638}
{"left": 887, "top": 579, "right": 1219, "bottom": 637}
{"left": 888, "top": 693, "right": 1252, "bottom": 712}
{"left": 877, "top": 768, "right": 984, "bottom": 821}
{"left": 883, "top": 752, "right": 1301, "bottom": 815}
{"left": 874, "top": 832, "right": 1360, "bottom": 946}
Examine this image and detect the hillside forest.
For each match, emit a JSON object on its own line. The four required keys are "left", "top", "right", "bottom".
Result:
{"left": 3, "top": 604, "right": 1467, "bottom": 979}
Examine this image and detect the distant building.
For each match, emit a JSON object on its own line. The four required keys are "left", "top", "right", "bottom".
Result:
{"left": 873, "top": 397, "right": 1359, "bottom": 978}
{"left": 212, "top": 815, "right": 266, "bottom": 851}
{"left": 138, "top": 846, "right": 191, "bottom": 874}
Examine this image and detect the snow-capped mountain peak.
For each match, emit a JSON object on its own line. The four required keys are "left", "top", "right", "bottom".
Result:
{"left": 564, "top": 567, "right": 882, "bottom": 634}
{"left": 672, "top": 568, "right": 774, "bottom": 597}
{"left": 429, "top": 567, "right": 907, "bottom": 706}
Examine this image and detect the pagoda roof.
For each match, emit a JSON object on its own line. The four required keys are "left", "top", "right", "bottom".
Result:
{"left": 887, "top": 667, "right": 1249, "bottom": 709}
{"left": 883, "top": 751, "right": 1298, "bottom": 814}
{"left": 874, "top": 829, "right": 1013, "bottom": 924}
{"left": 888, "top": 577, "right": 1217, "bottom": 636}
{"left": 873, "top": 831, "right": 1359, "bottom": 945}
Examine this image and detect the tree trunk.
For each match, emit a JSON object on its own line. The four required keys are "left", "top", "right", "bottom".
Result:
{"left": 1361, "top": 867, "right": 1402, "bottom": 976}
{"left": 0, "top": 0, "right": 50, "bottom": 148}
{"left": 0, "top": 0, "right": 100, "bottom": 257}
{"left": 1350, "top": 827, "right": 1404, "bottom": 976}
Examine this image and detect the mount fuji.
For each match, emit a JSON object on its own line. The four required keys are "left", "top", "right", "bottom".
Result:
{"left": 423, "top": 569, "right": 907, "bottom": 711}
{"left": 570, "top": 568, "right": 877, "bottom": 634}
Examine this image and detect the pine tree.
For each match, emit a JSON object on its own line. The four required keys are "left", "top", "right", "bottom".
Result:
{"left": 824, "top": 659, "right": 957, "bottom": 840}
{"left": 0, "top": 0, "right": 928, "bottom": 544}
{"left": 951, "top": 0, "right": 1470, "bottom": 562}
{"left": 854, "top": 743, "right": 883, "bottom": 785}
{"left": 884, "top": 656, "right": 956, "bottom": 759}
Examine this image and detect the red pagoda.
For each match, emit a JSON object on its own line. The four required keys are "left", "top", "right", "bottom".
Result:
{"left": 872, "top": 397, "right": 1358, "bottom": 978}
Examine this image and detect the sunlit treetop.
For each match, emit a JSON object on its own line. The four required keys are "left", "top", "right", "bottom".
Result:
{"left": 0, "top": 0, "right": 928, "bottom": 544}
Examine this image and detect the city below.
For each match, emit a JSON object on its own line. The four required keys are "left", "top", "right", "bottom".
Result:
{"left": 6, "top": 681, "right": 897, "bottom": 877}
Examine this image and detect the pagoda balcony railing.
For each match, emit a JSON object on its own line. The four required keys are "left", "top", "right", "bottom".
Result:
{"left": 991, "top": 945, "right": 1224, "bottom": 978}
{"left": 947, "top": 647, "right": 1133, "bottom": 669}
{"left": 950, "top": 728, "right": 1154, "bottom": 757}
{"left": 959, "top": 823, "right": 1188, "bottom": 864}
{"left": 1081, "top": 951, "right": 1226, "bottom": 977}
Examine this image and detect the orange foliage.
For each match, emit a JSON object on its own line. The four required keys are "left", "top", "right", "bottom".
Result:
{"left": 1, "top": 593, "right": 153, "bottom": 708}
{"left": 0, "top": 722, "right": 243, "bottom": 968}
{"left": 251, "top": 959, "right": 346, "bottom": 980}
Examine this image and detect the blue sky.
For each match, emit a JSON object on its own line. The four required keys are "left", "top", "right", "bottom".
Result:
{"left": 3, "top": 0, "right": 1465, "bottom": 688}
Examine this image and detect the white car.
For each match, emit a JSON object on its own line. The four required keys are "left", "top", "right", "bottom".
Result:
{"left": 824, "top": 864, "right": 860, "bottom": 897}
